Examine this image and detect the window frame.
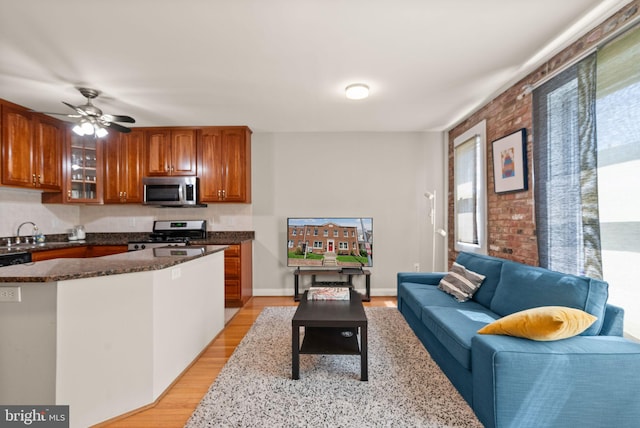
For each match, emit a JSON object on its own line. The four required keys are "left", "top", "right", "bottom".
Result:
{"left": 453, "top": 120, "right": 488, "bottom": 254}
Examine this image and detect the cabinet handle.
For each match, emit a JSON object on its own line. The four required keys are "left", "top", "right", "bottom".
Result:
{"left": 67, "top": 190, "right": 71, "bottom": 201}
{"left": 38, "top": 175, "right": 42, "bottom": 184}
{"left": 123, "top": 191, "right": 127, "bottom": 201}
{"left": 222, "top": 190, "right": 226, "bottom": 199}
{"left": 170, "top": 166, "right": 174, "bottom": 173}
{"left": 217, "top": 190, "right": 222, "bottom": 199}
{"left": 32, "top": 174, "right": 36, "bottom": 186}
{"left": 165, "top": 165, "right": 170, "bottom": 172}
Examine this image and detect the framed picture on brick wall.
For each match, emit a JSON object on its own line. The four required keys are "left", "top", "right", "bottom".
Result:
{"left": 492, "top": 128, "right": 527, "bottom": 193}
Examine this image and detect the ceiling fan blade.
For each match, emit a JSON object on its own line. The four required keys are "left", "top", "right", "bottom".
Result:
{"left": 104, "top": 121, "right": 132, "bottom": 133}
{"left": 102, "top": 114, "right": 136, "bottom": 123}
{"left": 62, "top": 101, "right": 87, "bottom": 116}
{"left": 31, "top": 111, "right": 82, "bottom": 118}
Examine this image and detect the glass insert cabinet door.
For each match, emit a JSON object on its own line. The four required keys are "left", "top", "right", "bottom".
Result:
{"left": 68, "top": 134, "right": 100, "bottom": 201}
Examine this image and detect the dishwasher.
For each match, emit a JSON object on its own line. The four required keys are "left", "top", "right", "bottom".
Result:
{"left": 0, "top": 251, "right": 32, "bottom": 267}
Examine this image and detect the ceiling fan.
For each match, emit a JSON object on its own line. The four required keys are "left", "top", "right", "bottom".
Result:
{"left": 45, "top": 87, "right": 135, "bottom": 136}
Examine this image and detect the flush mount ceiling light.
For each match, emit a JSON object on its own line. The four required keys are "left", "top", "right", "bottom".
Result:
{"left": 345, "top": 83, "right": 370, "bottom": 100}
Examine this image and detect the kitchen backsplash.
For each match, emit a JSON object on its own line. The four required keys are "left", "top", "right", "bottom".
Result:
{"left": 80, "top": 203, "right": 253, "bottom": 232}
{"left": 0, "top": 187, "right": 79, "bottom": 237}
{"left": 0, "top": 187, "right": 253, "bottom": 237}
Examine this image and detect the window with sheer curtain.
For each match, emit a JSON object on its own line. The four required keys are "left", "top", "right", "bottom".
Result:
{"left": 533, "top": 24, "right": 640, "bottom": 339}
{"left": 454, "top": 120, "right": 487, "bottom": 255}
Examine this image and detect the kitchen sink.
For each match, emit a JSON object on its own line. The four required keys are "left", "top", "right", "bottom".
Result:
{"left": 0, "top": 242, "right": 70, "bottom": 251}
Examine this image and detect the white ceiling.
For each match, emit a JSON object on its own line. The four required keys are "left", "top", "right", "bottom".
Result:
{"left": 0, "top": 0, "right": 630, "bottom": 133}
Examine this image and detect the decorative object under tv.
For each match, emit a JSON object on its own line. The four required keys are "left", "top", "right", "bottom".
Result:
{"left": 307, "top": 287, "right": 350, "bottom": 300}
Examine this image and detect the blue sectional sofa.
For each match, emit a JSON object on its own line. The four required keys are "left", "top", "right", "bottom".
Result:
{"left": 397, "top": 251, "right": 640, "bottom": 428}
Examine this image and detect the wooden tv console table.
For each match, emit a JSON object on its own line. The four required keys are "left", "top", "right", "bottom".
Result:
{"left": 293, "top": 268, "right": 371, "bottom": 302}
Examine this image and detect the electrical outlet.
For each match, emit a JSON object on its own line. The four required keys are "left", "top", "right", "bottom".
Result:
{"left": 0, "top": 286, "right": 21, "bottom": 302}
{"left": 413, "top": 263, "right": 420, "bottom": 272}
{"left": 171, "top": 268, "right": 181, "bottom": 280}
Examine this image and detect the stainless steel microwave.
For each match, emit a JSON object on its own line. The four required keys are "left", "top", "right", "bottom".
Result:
{"left": 143, "top": 176, "right": 200, "bottom": 206}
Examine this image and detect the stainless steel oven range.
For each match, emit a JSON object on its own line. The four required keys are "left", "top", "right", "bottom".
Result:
{"left": 127, "top": 220, "right": 207, "bottom": 251}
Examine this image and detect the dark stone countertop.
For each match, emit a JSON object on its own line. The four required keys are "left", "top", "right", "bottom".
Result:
{"left": 0, "top": 231, "right": 255, "bottom": 255}
{"left": 0, "top": 245, "right": 228, "bottom": 283}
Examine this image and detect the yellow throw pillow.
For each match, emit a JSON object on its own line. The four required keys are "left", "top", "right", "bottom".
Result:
{"left": 477, "top": 306, "right": 597, "bottom": 341}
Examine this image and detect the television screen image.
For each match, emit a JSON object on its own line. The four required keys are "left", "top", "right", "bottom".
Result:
{"left": 287, "top": 217, "right": 373, "bottom": 267}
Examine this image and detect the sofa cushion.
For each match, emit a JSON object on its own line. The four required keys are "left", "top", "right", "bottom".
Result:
{"left": 399, "top": 282, "right": 465, "bottom": 320}
{"left": 438, "top": 262, "right": 486, "bottom": 302}
{"left": 490, "top": 261, "right": 608, "bottom": 335}
{"left": 455, "top": 252, "right": 505, "bottom": 308}
{"left": 421, "top": 305, "right": 498, "bottom": 369}
{"left": 477, "top": 306, "right": 597, "bottom": 341}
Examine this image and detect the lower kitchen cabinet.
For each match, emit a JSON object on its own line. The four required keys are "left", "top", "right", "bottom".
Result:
{"left": 224, "top": 241, "right": 252, "bottom": 307}
{"left": 30, "top": 245, "right": 128, "bottom": 262}
{"left": 31, "top": 246, "right": 87, "bottom": 262}
{"left": 85, "top": 245, "right": 128, "bottom": 258}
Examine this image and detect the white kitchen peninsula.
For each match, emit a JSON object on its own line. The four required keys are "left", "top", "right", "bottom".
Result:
{"left": 0, "top": 246, "right": 226, "bottom": 428}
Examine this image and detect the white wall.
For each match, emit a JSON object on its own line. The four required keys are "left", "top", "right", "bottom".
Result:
{"left": 251, "top": 131, "right": 445, "bottom": 296}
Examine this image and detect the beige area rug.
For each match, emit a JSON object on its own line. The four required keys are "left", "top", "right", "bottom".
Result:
{"left": 186, "top": 307, "right": 482, "bottom": 428}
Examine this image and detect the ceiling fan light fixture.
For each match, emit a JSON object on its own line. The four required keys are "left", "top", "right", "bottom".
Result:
{"left": 72, "top": 124, "right": 85, "bottom": 136}
{"left": 95, "top": 127, "right": 108, "bottom": 138}
{"left": 345, "top": 83, "right": 369, "bottom": 100}
{"left": 81, "top": 121, "right": 95, "bottom": 135}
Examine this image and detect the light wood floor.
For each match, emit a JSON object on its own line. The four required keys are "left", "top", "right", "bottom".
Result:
{"left": 97, "top": 296, "right": 397, "bottom": 427}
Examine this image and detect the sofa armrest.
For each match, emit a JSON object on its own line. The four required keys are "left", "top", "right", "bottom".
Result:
{"left": 397, "top": 272, "right": 446, "bottom": 286}
{"left": 472, "top": 334, "right": 640, "bottom": 428}
{"left": 600, "top": 303, "right": 624, "bottom": 336}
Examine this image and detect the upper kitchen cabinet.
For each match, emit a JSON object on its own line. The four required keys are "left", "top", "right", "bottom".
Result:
{"left": 1, "top": 101, "right": 63, "bottom": 191}
{"left": 42, "top": 131, "right": 104, "bottom": 204}
{"left": 198, "top": 126, "right": 252, "bottom": 203}
{"left": 103, "top": 129, "right": 145, "bottom": 203}
{"left": 145, "top": 128, "right": 197, "bottom": 176}
{"left": 66, "top": 133, "right": 103, "bottom": 202}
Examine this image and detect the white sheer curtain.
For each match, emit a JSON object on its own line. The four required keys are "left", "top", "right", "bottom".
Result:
{"left": 596, "top": 25, "right": 640, "bottom": 339}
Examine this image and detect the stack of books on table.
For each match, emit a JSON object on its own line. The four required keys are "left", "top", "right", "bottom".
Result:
{"left": 307, "top": 287, "right": 350, "bottom": 300}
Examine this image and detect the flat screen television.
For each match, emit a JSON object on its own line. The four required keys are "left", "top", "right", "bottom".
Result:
{"left": 287, "top": 217, "right": 373, "bottom": 268}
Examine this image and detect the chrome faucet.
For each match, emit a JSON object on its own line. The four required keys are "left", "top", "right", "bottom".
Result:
{"left": 15, "top": 221, "right": 37, "bottom": 244}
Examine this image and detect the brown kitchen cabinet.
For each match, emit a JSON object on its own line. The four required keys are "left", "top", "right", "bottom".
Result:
{"left": 30, "top": 245, "right": 127, "bottom": 262}
{"left": 30, "top": 246, "right": 87, "bottom": 262}
{"left": 224, "top": 241, "right": 253, "bottom": 307}
{"left": 1, "top": 101, "right": 63, "bottom": 191}
{"left": 198, "top": 126, "right": 251, "bottom": 203}
{"left": 84, "top": 245, "right": 128, "bottom": 258}
{"left": 103, "top": 129, "right": 145, "bottom": 203}
{"left": 43, "top": 131, "right": 104, "bottom": 204}
{"left": 145, "top": 128, "right": 197, "bottom": 176}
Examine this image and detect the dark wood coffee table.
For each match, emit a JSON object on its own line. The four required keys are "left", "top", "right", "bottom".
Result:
{"left": 291, "top": 289, "right": 368, "bottom": 381}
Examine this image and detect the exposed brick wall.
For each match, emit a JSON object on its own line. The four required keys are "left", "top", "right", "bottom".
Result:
{"left": 446, "top": 1, "right": 639, "bottom": 267}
